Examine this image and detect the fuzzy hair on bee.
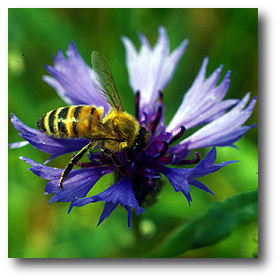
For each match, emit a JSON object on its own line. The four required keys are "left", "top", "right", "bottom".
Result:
{"left": 36, "top": 51, "right": 151, "bottom": 188}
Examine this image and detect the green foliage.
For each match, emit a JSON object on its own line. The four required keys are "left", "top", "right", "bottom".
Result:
{"left": 148, "top": 189, "right": 258, "bottom": 257}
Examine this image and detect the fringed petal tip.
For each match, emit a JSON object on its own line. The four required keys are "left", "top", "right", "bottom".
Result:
{"left": 122, "top": 26, "right": 188, "bottom": 111}
{"left": 159, "top": 147, "right": 238, "bottom": 207}
{"left": 69, "top": 176, "right": 145, "bottom": 228}
{"left": 9, "top": 141, "right": 29, "bottom": 149}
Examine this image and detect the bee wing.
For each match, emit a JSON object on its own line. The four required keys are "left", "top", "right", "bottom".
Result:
{"left": 76, "top": 114, "right": 121, "bottom": 141}
{"left": 91, "top": 51, "right": 124, "bottom": 112}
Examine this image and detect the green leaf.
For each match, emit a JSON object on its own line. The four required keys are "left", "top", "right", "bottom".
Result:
{"left": 148, "top": 189, "right": 258, "bottom": 257}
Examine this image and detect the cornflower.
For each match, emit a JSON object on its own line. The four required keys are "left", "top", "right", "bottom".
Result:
{"left": 9, "top": 26, "right": 256, "bottom": 229}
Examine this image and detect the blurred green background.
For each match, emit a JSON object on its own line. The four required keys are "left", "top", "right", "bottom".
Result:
{"left": 8, "top": 8, "right": 258, "bottom": 258}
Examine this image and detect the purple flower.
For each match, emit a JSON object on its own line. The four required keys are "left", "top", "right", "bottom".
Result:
{"left": 9, "top": 26, "right": 256, "bottom": 229}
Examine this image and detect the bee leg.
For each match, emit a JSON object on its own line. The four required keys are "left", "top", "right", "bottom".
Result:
{"left": 102, "top": 147, "right": 126, "bottom": 175}
{"left": 59, "top": 140, "right": 96, "bottom": 189}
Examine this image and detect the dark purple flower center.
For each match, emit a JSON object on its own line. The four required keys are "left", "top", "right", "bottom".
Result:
{"left": 78, "top": 91, "right": 201, "bottom": 207}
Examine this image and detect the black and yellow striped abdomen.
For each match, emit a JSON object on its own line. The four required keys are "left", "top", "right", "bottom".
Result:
{"left": 36, "top": 105, "right": 103, "bottom": 138}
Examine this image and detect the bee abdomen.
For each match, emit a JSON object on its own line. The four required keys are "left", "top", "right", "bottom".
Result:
{"left": 36, "top": 105, "right": 102, "bottom": 138}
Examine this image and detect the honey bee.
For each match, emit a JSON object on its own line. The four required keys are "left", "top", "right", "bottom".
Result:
{"left": 37, "top": 51, "right": 151, "bottom": 188}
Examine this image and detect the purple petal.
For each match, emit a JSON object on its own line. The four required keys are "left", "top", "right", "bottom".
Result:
{"left": 46, "top": 166, "right": 113, "bottom": 203}
{"left": 138, "top": 32, "right": 151, "bottom": 52}
{"left": 124, "top": 206, "right": 132, "bottom": 229}
{"left": 189, "top": 147, "right": 238, "bottom": 177}
{"left": 122, "top": 26, "right": 188, "bottom": 120}
{"left": 188, "top": 179, "right": 216, "bottom": 197}
{"left": 202, "top": 124, "right": 256, "bottom": 148}
{"left": 9, "top": 140, "right": 29, "bottom": 148}
{"left": 9, "top": 114, "right": 90, "bottom": 160}
{"left": 167, "top": 59, "right": 240, "bottom": 134}
{"left": 69, "top": 176, "right": 145, "bottom": 228}
{"left": 181, "top": 94, "right": 257, "bottom": 149}
{"left": 20, "top": 156, "right": 114, "bottom": 203}
{"left": 159, "top": 148, "right": 236, "bottom": 206}
{"left": 9, "top": 113, "right": 40, "bottom": 135}
{"left": 159, "top": 166, "right": 193, "bottom": 206}
{"left": 43, "top": 42, "right": 110, "bottom": 112}
{"left": 20, "top": 156, "right": 62, "bottom": 180}
{"left": 97, "top": 201, "right": 119, "bottom": 226}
